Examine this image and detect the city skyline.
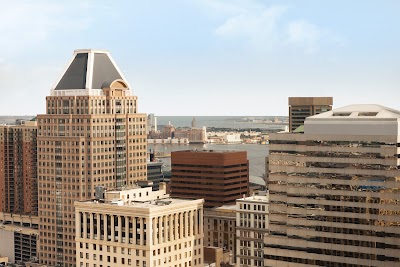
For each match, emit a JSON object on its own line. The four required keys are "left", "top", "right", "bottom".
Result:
{"left": 1, "top": 0, "right": 399, "bottom": 116}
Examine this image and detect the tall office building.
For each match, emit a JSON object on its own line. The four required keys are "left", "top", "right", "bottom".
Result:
{"left": 288, "top": 97, "right": 333, "bottom": 132}
{"left": 147, "top": 113, "right": 157, "bottom": 132}
{"left": 37, "top": 49, "right": 147, "bottom": 267}
{"left": 75, "top": 184, "right": 204, "bottom": 267}
{"left": 171, "top": 150, "right": 249, "bottom": 208}
{"left": 0, "top": 119, "right": 38, "bottom": 216}
{"left": 266, "top": 104, "right": 400, "bottom": 266}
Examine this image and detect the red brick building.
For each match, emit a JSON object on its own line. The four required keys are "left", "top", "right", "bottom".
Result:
{"left": 0, "top": 120, "right": 38, "bottom": 215}
{"left": 171, "top": 150, "right": 249, "bottom": 208}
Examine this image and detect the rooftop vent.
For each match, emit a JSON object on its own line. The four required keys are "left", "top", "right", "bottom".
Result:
{"left": 332, "top": 112, "right": 351, "bottom": 117}
{"left": 358, "top": 112, "right": 378, "bottom": 116}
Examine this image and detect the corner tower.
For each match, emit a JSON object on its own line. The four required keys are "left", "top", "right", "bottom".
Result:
{"left": 37, "top": 49, "right": 147, "bottom": 267}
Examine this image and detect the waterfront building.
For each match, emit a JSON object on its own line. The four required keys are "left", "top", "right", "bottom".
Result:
{"left": 74, "top": 183, "right": 204, "bottom": 267}
{"left": 0, "top": 119, "right": 38, "bottom": 216}
{"left": 170, "top": 150, "right": 249, "bottom": 208}
{"left": 236, "top": 194, "right": 269, "bottom": 267}
{"left": 288, "top": 97, "right": 333, "bottom": 132}
{"left": 174, "top": 127, "right": 206, "bottom": 143}
{"left": 37, "top": 49, "right": 147, "bottom": 267}
{"left": 266, "top": 104, "right": 400, "bottom": 266}
{"left": 147, "top": 113, "right": 157, "bottom": 133}
{"left": 162, "top": 124, "right": 176, "bottom": 139}
{"left": 204, "top": 205, "right": 237, "bottom": 260}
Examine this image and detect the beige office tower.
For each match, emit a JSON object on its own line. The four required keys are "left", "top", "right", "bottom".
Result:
{"left": 74, "top": 184, "right": 204, "bottom": 267}
{"left": 266, "top": 104, "right": 400, "bottom": 266}
{"left": 37, "top": 49, "right": 147, "bottom": 267}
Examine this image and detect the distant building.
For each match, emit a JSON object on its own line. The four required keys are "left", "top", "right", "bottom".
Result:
{"left": 191, "top": 117, "right": 197, "bottom": 128}
{"left": 171, "top": 150, "right": 249, "bottom": 208}
{"left": 147, "top": 113, "right": 157, "bottom": 132}
{"left": 236, "top": 194, "right": 269, "bottom": 267}
{"left": 223, "top": 133, "right": 241, "bottom": 144}
{"left": 0, "top": 120, "right": 38, "bottom": 216}
{"left": 147, "top": 151, "right": 164, "bottom": 191}
{"left": 174, "top": 127, "right": 207, "bottom": 143}
{"left": 75, "top": 183, "right": 204, "bottom": 267}
{"left": 204, "top": 205, "right": 237, "bottom": 261}
{"left": 288, "top": 97, "right": 333, "bottom": 132}
{"left": 266, "top": 104, "right": 400, "bottom": 266}
{"left": 162, "top": 124, "right": 176, "bottom": 139}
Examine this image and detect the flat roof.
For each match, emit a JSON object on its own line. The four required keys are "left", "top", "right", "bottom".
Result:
{"left": 78, "top": 197, "right": 202, "bottom": 209}
{"left": 0, "top": 224, "right": 38, "bottom": 236}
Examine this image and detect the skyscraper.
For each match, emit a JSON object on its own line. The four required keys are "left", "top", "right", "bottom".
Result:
{"left": 0, "top": 119, "right": 38, "bottom": 216}
{"left": 288, "top": 97, "right": 333, "bottom": 132}
{"left": 266, "top": 104, "right": 400, "bottom": 266}
{"left": 37, "top": 49, "right": 147, "bottom": 267}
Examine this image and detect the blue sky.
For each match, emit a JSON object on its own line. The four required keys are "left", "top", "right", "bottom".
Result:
{"left": 0, "top": 0, "right": 399, "bottom": 116}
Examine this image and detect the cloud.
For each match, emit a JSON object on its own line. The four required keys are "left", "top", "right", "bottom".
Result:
{"left": 203, "top": 1, "right": 341, "bottom": 54}
{"left": 215, "top": 6, "right": 289, "bottom": 48}
{"left": 0, "top": 1, "right": 94, "bottom": 57}
{"left": 285, "top": 20, "right": 322, "bottom": 53}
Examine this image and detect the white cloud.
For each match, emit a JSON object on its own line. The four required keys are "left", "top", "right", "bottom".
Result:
{"left": 215, "top": 6, "right": 288, "bottom": 48}
{"left": 202, "top": 1, "right": 341, "bottom": 54}
{"left": 285, "top": 20, "right": 322, "bottom": 53}
{"left": 0, "top": 1, "right": 94, "bottom": 57}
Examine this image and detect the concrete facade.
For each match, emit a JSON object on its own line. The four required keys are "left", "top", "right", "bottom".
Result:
{"left": 204, "top": 206, "right": 236, "bottom": 260}
{"left": 74, "top": 184, "right": 204, "bottom": 267}
{"left": 266, "top": 104, "right": 400, "bottom": 266}
{"left": 236, "top": 195, "right": 269, "bottom": 267}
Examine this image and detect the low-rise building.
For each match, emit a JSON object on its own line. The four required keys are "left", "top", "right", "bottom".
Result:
{"left": 204, "top": 205, "right": 237, "bottom": 260}
{"left": 75, "top": 183, "right": 204, "bottom": 267}
{"left": 236, "top": 194, "right": 269, "bottom": 267}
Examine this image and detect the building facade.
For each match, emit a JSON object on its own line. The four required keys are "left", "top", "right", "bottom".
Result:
{"left": 171, "top": 150, "right": 249, "bottom": 208}
{"left": 0, "top": 213, "right": 39, "bottom": 264}
{"left": 0, "top": 120, "right": 38, "bottom": 216}
{"left": 204, "top": 205, "right": 237, "bottom": 260}
{"left": 236, "top": 195, "right": 269, "bottom": 267}
{"left": 37, "top": 49, "right": 147, "bottom": 267}
{"left": 288, "top": 97, "right": 333, "bottom": 132}
{"left": 266, "top": 104, "right": 400, "bottom": 266}
{"left": 75, "top": 184, "right": 204, "bottom": 267}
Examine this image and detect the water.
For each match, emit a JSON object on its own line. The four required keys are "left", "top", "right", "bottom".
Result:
{"left": 148, "top": 143, "right": 269, "bottom": 179}
{"left": 156, "top": 116, "right": 287, "bottom": 130}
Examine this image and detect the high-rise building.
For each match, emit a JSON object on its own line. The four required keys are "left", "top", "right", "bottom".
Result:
{"left": 236, "top": 194, "right": 269, "bottom": 267}
{"left": 266, "top": 104, "right": 400, "bottom": 266}
{"left": 37, "top": 49, "right": 147, "bottom": 267}
{"left": 74, "top": 183, "right": 204, "bottom": 267}
{"left": 0, "top": 119, "right": 38, "bottom": 216}
{"left": 171, "top": 150, "right": 249, "bottom": 208}
{"left": 288, "top": 97, "right": 333, "bottom": 132}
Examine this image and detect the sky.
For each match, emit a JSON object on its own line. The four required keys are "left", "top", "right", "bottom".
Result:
{"left": 0, "top": 0, "right": 399, "bottom": 116}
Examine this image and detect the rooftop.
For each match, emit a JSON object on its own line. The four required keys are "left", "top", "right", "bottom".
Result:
{"left": 79, "top": 197, "right": 202, "bottom": 209}
{"left": 0, "top": 223, "right": 38, "bottom": 236}
{"left": 52, "top": 49, "right": 130, "bottom": 91}
{"left": 237, "top": 194, "right": 269, "bottom": 202}
{"left": 309, "top": 104, "right": 400, "bottom": 119}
